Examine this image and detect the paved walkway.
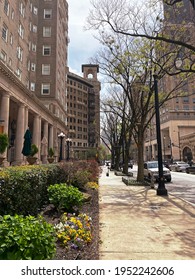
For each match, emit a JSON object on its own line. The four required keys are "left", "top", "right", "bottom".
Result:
{"left": 99, "top": 166, "right": 195, "bottom": 260}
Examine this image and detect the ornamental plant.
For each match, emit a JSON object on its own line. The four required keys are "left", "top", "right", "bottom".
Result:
{"left": 29, "top": 144, "right": 38, "bottom": 157}
{"left": 85, "top": 181, "right": 99, "bottom": 190}
{"left": 0, "top": 133, "right": 9, "bottom": 154}
{"left": 48, "top": 147, "right": 54, "bottom": 157}
{"left": 0, "top": 215, "right": 56, "bottom": 260}
{"left": 48, "top": 183, "right": 84, "bottom": 212}
{"left": 55, "top": 212, "right": 92, "bottom": 249}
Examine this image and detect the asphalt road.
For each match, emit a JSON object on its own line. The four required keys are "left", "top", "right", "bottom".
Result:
{"left": 130, "top": 165, "right": 195, "bottom": 206}
{"left": 166, "top": 171, "right": 195, "bottom": 206}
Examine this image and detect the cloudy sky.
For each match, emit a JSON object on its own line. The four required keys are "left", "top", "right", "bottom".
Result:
{"left": 67, "top": 0, "right": 100, "bottom": 76}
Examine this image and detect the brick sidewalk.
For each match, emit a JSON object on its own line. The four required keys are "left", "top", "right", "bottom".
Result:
{"left": 99, "top": 167, "right": 195, "bottom": 260}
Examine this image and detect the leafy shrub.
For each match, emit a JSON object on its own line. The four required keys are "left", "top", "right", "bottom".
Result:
{"left": 30, "top": 144, "right": 38, "bottom": 157}
{"left": 0, "top": 133, "right": 9, "bottom": 154}
{"left": 0, "top": 215, "right": 56, "bottom": 260}
{"left": 71, "top": 170, "right": 91, "bottom": 189}
{"left": 48, "top": 147, "right": 54, "bottom": 157}
{"left": 55, "top": 212, "right": 92, "bottom": 249}
{"left": 0, "top": 165, "right": 65, "bottom": 216}
{"left": 59, "top": 160, "right": 100, "bottom": 188}
{"left": 48, "top": 183, "right": 83, "bottom": 212}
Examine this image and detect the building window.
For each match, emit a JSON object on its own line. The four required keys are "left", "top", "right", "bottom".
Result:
{"left": 17, "top": 46, "right": 23, "bottom": 61}
{"left": 43, "top": 45, "right": 51, "bottom": 55}
{"left": 44, "top": 9, "right": 52, "bottom": 19}
{"left": 42, "top": 84, "right": 50, "bottom": 95}
{"left": 16, "top": 68, "right": 22, "bottom": 80}
{"left": 0, "top": 50, "right": 7, "bottom": 62}
{"left": 33, "top": 7, "right": 38, "bottom": 15}
{"left": 183, "top": 96, "right": 189, "bottom": 103}
{"left": 31, "top": 63, "right": 36, "bottom": 71}
{"left": 183, "top": 105, "right": 189, "bottom": 110}
{"left": 30, "top": 82, "right": 35, "bottom": 91}
{"left": 4, "top": 0, "right": 10, "bottom": 16}
{"left": 2, "top": 23, "right": 8, "bottom": 42}
{"left": 11, "top": 9, "right": 14, "bottom": 20}
{"left": 32, "top": 25, "right": 37, "bottom": 33}
{"left": 19, "top": 2, "right": 25, "bottom": 17}
{"left": 43, "top": 27, "right": 51, "bottom": 37}
{"left": 32, "top": 43, "right": 36, "bottom": 52}
{"left": 42, "top": 64, "right": 50, "bottom": 75}
{"left": 18, "top": 23, "right": 24, "bottom": 38}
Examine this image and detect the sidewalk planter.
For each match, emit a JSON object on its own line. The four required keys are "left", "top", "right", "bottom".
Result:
{"left": 47, "top": 148, "right": 55, "bottom": 163}
{"left": 115, "top": 171, "right": 133, "bottom": 176}
{"left": 122, "top": 176, "right": 149, "bottom": 186}
{"left": 26, "top": 156, "right": 37, "bottom": 165}
{"left": 27, "top": 144, "right": 38, "bottom": 165}
{"left": 47, "top": 157, "right": 54, "bottom": 164}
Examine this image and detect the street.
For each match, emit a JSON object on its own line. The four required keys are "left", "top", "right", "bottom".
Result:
{"left": 130, "top": 165, "right": 195, "bottom": 206}
{"left": 166, "top": 171, "right": 195, "bottom": 206}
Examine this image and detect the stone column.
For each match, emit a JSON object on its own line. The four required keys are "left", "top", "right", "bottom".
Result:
{"left": 49, "top": 125, "right": 54, "bottom": 148}
{"left": 0, "top": 92, "right": 10, "bottom": 134}
{"left": 0, "top": 92, "right": 10, "bottom": 163}
{"left": 32, "top": 115, "right": 39, "bottom": 146}
{"left": 32, "top": 114, "right": 40, "bottom": 161}
{"left": 24, "top": 106, "right": 29, "bottom": 130}
{"left": 42, "top": 121, "right": 48, "bottom": 163}
{"left": 15, "top": 103, "right": 25, "bottom": 164}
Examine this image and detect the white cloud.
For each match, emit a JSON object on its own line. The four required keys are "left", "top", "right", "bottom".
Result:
{"left": 67, "top": 0, "right": 100, "bottom": 75}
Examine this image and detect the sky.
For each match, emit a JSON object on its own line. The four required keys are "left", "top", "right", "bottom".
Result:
{"left": 67, "top": 0, "right": 100, "bottom": 76}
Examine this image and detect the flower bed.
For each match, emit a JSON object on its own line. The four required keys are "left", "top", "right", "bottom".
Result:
{"left": 0, "top": 160, "right": 100, "bottom": 259}
{"left": 55, "top": 213, "right": 92, "bottom": 249}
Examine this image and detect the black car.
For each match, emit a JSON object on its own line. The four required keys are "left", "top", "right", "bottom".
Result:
{"left": 186, "top": 165, "right": 195, "bottom": 174}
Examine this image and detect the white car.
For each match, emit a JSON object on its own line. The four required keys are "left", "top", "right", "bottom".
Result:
{"left": 144, "top": 161, "right": 172, "bottom": 182}
{"left": 169, "top": 161, "right": 189, "bottom": 172}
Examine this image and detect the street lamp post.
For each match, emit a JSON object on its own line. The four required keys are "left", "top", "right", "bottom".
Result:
{"left": 58, "top": 132, "right": 65, "bottom": 162}
{"left": 153, "top": 74, "right": 168, "bottom": 196}
{"left": 66, "top": 138, "right": 72, "bottom": 161}
{"left": 163, "top": 136, "right": 166, "bottom": 161}
{"left": 170, "top": 139, "right": 173, "bottom": 163}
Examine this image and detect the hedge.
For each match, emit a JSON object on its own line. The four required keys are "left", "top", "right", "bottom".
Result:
{"left": 0, "top": 165, "right": 65, "bottom": 216}
{"left": 0, "top": 160, "right": 100, "bottom": 216}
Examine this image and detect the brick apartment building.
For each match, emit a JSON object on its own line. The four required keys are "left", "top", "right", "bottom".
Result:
{"left": 67, "top": 65, "right": 100, "bottom": 159}
{"left": 144, "top": 0, "right": 195, "bottom": 163}
{"left": 0, "top": 0, "right": 100, "bottom": 165}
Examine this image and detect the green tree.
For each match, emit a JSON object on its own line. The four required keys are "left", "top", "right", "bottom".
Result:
{"left": 90, "top": 31, "right": 191, "bottom": 181}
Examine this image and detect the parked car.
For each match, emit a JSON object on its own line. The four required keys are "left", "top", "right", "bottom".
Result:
{"left": 162, "top": 161, "right": 171, "bottom": 170}
{"left": 186, "top": 165, "right": 195, "bottom": 174}
{"left": 169, "top": 161, "right": 189, "bottom": 172}
{"left": 144, "top": 161, "right": 172, "bottom": 182}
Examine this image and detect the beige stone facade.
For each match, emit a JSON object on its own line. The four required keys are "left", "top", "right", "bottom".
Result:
{"left": 0, "top": 0, "right": 101, "bottom": 165}
{"left": 144, "top": 0, "right": 195, "bottom": 163}
{"left": 67, "top": 65, "right": 101, "bottom": 159}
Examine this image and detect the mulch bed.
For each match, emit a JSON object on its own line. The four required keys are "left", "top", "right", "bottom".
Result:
{"left": 42, "top": 188, "right": 99, "bottom": 260}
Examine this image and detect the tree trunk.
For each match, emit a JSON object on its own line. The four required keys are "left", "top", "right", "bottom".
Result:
{"left": 136, "top": 128, "right": 145, "bottom": 182}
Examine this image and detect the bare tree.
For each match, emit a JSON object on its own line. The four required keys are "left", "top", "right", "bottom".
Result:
{"left": 91, "top": 30, "right": 191, "bottom": 181}
{"left": 86, "top": 0, "right": 195, "bottom": 73}
{"left": 101, "top": 87, "right": 133, "bottom": 173}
